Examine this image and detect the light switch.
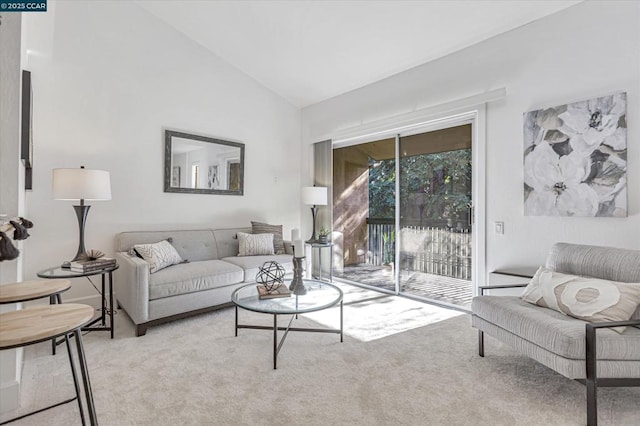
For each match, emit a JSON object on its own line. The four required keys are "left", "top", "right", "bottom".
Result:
{"left": 495, "top": 221, "right": 504, "bottom": 235}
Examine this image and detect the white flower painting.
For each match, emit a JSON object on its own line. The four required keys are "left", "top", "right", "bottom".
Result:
{"left": 523, "top": 92, "right": 627, "bottom": 217}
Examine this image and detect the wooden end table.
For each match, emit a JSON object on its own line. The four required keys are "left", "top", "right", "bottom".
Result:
{"left": 0, "top": 304, "right": 98, "bottom": 425}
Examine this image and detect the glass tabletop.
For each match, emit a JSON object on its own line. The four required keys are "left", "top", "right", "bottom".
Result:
{"left": 232, "top": 279, "right": 342, "bottom": 315}
{"left": 37, "top": 264, "right": 119, "bottom": 279}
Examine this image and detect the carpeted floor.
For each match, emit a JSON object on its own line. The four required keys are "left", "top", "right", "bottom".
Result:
{"left": 2, "top": 284, "right": 639, "bottom": 426}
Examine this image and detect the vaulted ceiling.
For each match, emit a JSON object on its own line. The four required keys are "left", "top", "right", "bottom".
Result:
{"left": 139, "top": 0, "right": 581, "bottom": 108}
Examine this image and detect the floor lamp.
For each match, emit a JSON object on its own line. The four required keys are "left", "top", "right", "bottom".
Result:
{"left": 52, "top": 166, "right": 111, "bottom": 264}
{"left": 302, "top": 186, "right": 327, "bottom": 243}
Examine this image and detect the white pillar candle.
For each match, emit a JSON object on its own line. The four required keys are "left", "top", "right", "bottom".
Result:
{"left": 291, "top": 228, "right": 300, "bottom": 242}
{"left": 294, "top": 239, "right": 304, "bottom": 258}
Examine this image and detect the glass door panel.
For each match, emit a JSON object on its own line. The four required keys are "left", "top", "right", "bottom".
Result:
{"left": 398, "top": 125, "right": 473, "bottom": 308}
{"left": 332, "top": 139, "right": 396, "bottom": 292}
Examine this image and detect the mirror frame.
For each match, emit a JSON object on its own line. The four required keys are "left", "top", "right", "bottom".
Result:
{"left": 164, "top": 130, "right": 245, "bottom": 195}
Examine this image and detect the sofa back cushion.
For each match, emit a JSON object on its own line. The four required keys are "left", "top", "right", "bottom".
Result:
{"left": 546, "top": 243, "right": 640, "bottom": 283}
{"left": 546, "top": 242, "right": 640, "bottom": 320}
{"left": 213, "top": 227, "right": 251, "bottom": 258}
{"left": 115, "top": 230, "right": 218, "bottom": 261}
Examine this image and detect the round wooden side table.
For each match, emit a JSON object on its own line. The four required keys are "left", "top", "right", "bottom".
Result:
{"left": 0, "top": 304, "right": 98, "bottom": 425}
{"left": 0, "top": 279, "right": 72, "bottom": 355}
{"left": 0, "top": 279, "right": 71, "bottom": 304}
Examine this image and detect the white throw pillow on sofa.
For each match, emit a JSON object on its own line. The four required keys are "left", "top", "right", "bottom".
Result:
{"left": 521, "top": 266, "right": 640, "bottom": 330}
{"left": 237, "top": 232, "right": 274, "bottom": 256}
{"left": 133, "top": 239, "right": 183, "bottom": 273}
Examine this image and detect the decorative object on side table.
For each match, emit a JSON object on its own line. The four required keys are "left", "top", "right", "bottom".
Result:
{"left": 289, "top": 239, "right": 307, "bottom": 295}
{"left": 318, "top": 227, "right": 330, "bottom": 244}
{"left": 52, "top": 166, "right": 112, "bottom": 264}
{"left": 256, "top": 261, "right": 290, "bottom": 299}
{"left": 302, "top": 186, "right": 327, "bottom": 242}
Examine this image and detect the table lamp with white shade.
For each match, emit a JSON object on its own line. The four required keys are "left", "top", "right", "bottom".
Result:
{"left": 52, "top": 166, "right": 111, "bottom": 264}
{"left": 301, "top": 186, "right": 327, "bottom": 243}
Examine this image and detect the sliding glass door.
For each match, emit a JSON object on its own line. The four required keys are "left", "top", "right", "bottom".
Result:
{"left": 398, "top": 125, "right": 473, "bottom": 308}
{"left": 333, "top": 122, "right": 474, "bottom": 309}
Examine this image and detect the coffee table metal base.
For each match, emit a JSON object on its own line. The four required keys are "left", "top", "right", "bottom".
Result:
{"left": 235, "top": 301, "right": 343, "bottom": 369}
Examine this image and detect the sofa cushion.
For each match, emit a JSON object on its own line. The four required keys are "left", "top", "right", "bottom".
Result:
{"left": 522, "top": 267, "right": 640, "bottom": 330}
{"left": 148, "top": 260, "right": 243, "bottom": 300}
{"left": 116, "top": 230, "right": 219, "bottom": 261}
{"left": 222, "top": 255, "right": 294, "bottom": 282}
{"left": 472, "top": 296, "right": 640, "bottom": 361}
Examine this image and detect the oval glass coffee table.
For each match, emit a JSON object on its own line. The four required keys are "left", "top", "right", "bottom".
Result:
{"left": 232, "top": 279, "right": 343, "bottom": 369}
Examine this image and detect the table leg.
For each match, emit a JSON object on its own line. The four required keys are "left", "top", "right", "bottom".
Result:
{"left": 340, "top": 300, "right": 344, "bottom": 342}
{"left": 330, "top": 245, "right": 334, "bottom": 283}
{"left": 108, "top": 271, "right": 114, "bottom": 339}
{"left": 50, "top": 295, "right": 57, "bottom": 356}
{"left": 273, "top": 314, "right": 277, "bottom": 370}
{"left": 235, "top": 306, "right": 238, "bottom": 337}
{"left": 64, "top": 333, "right": 86, "bottom": 425}
{"left": 319, "top": 248, "right": 323, "bottom": 282}
{"left": 74, "top": 329, "right": 97, "bottom": 426}
{"left": 101, "top": 274, "right": 106, "bottom": 327}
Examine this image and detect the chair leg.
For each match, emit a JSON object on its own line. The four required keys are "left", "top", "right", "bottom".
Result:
{"left": 586, "top": 324, "right": 597, "bottom": 426}
{"left": 478, "top": 330, "right": 484, "bottom": 357}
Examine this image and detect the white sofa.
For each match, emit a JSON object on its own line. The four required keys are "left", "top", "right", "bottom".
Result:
{"left": 114, "top": 228, "right": 293, "bottom": 336}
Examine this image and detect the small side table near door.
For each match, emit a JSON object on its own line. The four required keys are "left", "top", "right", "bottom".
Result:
{"left": 37, "top": 265, "right": 119, "bottom": 339}
{"left": 308, "top": 242, "right": 333, "bottom": 283}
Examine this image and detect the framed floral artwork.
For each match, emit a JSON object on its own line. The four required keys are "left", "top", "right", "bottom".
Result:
{"left": 523, "top": 92, "right": 627, "bottom": 217}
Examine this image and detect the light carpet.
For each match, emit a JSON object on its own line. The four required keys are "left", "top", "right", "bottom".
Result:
{"left": 305, "top": 281, "right": 464, "bottom": 342}
{"left": 2, "top": 285, "right": 639, "bottom": 426}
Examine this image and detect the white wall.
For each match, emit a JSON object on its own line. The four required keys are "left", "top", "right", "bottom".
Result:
{"left": 302, "top": 1, "right": 640, "bottom": 276}
{"left": 0, "top": 11, "right": 25, "bottom": 414}
{"left": 22, "top": 1, "right": 301, "bottom": 302}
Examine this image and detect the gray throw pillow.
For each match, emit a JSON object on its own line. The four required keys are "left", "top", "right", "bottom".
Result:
{"left": 251, "top": 221, "right": 285, "bottom": 254}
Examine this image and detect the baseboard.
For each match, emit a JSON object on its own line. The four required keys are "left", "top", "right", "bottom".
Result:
{"left": 0, "top": 378, "right": 20, "bottom": 414}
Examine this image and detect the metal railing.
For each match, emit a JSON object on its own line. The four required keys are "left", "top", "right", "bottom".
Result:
{"left": 366, "top": 219, "right": 472, "bottom": 280}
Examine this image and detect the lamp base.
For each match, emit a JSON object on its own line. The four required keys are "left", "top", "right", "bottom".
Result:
{"left": 307, "top": 206, "right": 318, "bottom": 243}
{"left": 72, "top": 204, "right": 90, "bottom": 262}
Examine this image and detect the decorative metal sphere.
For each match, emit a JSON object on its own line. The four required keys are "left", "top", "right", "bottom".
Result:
{"left": 256, "top": 261, "right": 286, "bottom": 292}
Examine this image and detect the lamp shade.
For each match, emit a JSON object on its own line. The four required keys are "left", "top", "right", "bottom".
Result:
{"left": 52, "top": 168, "right": 111, "bottom": 200}
{"left": 302, "top": 186, "right": 327, "bottom": 206}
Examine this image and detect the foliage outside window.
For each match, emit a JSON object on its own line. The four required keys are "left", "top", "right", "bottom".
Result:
{"left": 369, "top": 149, "right": 472, "bottom": 228}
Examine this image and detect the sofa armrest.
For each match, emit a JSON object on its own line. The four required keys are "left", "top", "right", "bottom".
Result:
{"left": 478, "top": 283, "right": 528, "bottom": 295}
{"left": 114, "top": 252, "right": 150, "bottom": 324}
{"left": 587, "top": 319, "right": 640, "bottom": 330}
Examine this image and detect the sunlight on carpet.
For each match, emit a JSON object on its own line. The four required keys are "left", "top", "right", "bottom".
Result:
{"left": 303, "top": 282, "right": 464, "bottom": 342}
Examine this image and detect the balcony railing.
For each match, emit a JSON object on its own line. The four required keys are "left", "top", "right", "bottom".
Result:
{"left": 366, "top": 218, "right": 472, "bottom": 280}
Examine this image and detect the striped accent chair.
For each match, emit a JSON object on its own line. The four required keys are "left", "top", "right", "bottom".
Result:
{"left": 472, "top": 243, "right": 640, "bottom": 426}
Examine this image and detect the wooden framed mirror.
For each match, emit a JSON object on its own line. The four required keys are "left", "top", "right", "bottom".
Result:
{"left": 164, "top": 130, "right": 244, "bottom": 195}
